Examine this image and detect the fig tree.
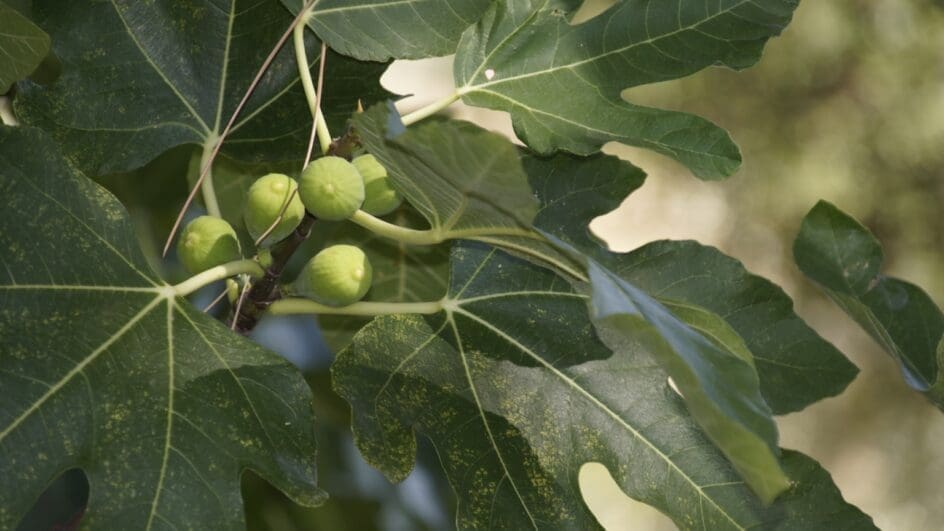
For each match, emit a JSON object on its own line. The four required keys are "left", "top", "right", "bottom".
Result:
{"left": 297, "top": 244, "right": 373, "bottom": 307}
{"left": 244, "top": 173, "right": 305, "bottom": 246}
{"left": 177, "top": 216, "right": 242, "bottom": 274}
{"left": 353, "top": 154, "right": 402, "bottom": 216}
{"left": 298, "top": 156, "right": 365, "bottom": 220}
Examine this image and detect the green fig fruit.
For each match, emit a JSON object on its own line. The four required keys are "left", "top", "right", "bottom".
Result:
{"left": 298, "top": 244, "right": 372, "bottom": 307}
{"left": 353, "top": 154, "right": 402, "bottom": 216}
{"left": 226, "top": 278, "right": 240, "bottom": 304}
{"left": 298, "top": 156, "right": 365, "bottom": 220}
{"left": 244, "top": 173, "right": 305, "bottom": 246}
{"left": 257, "top": 248, "right": 274, "bottom": 270}
{"left": 177, "top": 216, "right": 242, "bottom": 274}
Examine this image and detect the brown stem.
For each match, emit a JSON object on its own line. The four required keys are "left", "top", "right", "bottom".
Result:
{"left": 232, "top": 213, "right": 316, "bottom": 334}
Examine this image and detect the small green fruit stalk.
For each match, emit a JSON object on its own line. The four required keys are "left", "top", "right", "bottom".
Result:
{"left": 297, "top": 245, "right": 373, "bottom": 307}
{"left": 353, "top": 154, "right": 402, "bottom": 216}
{"left": 244, "top": 173, "right": 305, "bottom": 246}
{"left": 177, "top": 216, "right": 242, "bottom": 274}
{"left": 299, "top": 156, "right": 364, "bottom": 220}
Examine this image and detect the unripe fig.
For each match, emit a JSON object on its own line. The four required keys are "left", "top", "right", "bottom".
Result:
{"left": 226, "top": 279, "right": 240, "bottom": 304}
{"left": 353, "top": 154, "right": 402, "bottom": 216}
{"left": 298, "top": 156, "right": 364, "bottom": 220}
{"left": 257, "top": 248, "right": 273, "bottom": 270}
{"left": 177, "top": 216, "right": 242, "bottom": 274}
{"left": 244, "top": 173, "right": 305, "bottom": 246}
{"left": 297, "top": 244, "right": 372, "bottom": 307}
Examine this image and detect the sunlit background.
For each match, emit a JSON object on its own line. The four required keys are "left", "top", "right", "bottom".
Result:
{"left": 18, "top": 0, "right": 944, "bottom": 529}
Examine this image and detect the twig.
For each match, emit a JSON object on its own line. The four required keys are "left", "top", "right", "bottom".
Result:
{"left": 203, "top": 286, "right": 230, "bottom": 312}
{"left": 233, "top": 213, "right": 317, "bottom": 334}
{"left": 305, "top": 41, "right": 330, "bottom": 165}
{"left": 230, "top": 278, "right": 253, "bottom": 330}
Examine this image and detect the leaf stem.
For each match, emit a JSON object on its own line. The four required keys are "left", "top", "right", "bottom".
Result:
{"left": 400, "top": 92, "right": 462, "bottom": 126}
{"left": 293, "top": 14, "right": 331, "bottom": 154}
{"left": 198, "top": 136, "right": 222, "bottom": 218}
{"left": 348, "top": 209, "right": 443, "bottom": 245}
{"left": 269, "top": 298, "right": 444, "bottom": 316}
{"left": 173, "top": 259, "right": 264, "bottom": 297}
{"left": 0, "top": 96, "right": 18, "bottom": 126}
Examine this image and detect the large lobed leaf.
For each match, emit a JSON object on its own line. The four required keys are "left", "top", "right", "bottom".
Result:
{"left": 14, "top": 0, "right": 392, "bottom": 176}
{"left": 334, "top": 241, "right": 875, "bottom": 529}
{"left": 283, "top": 0, "right": 493, "bottom": 61}
{"left": 350, "top": 102, "right": 858, "bottom": 495}
{"left": 454, "top": 0, "right": 800, "bottom": 180}
{"left": 0, "top": 0, "right": 50, "bottom": 93}
{"left": 0, "top": 126, "right": 325, "bottom": 528}
{"left": 579, "top": 249, "right": 789, "bottom": 502}
{"left": 794, "top": 200, "right": 944, "bottom": 409}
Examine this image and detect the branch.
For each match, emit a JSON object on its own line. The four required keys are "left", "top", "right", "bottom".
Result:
{"left": 231, "top": 212, "right": 316, "bottom": 334}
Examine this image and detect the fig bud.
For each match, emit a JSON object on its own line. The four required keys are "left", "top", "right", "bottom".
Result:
{"left": 353, "top": 154, "right": 402, "bottom": 216}
{"left": 297, "top": 244, "right": 372, "bottom": 307}
{"left": 244, "top": 173, "right": 305, "bottom": 246}
{"left": 298, "top": 156, "right": 364, "bottom": 220}
{"left": 177, "top": 216, "right": 242, "bottom": 274}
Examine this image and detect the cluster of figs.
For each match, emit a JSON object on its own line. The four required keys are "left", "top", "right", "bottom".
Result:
{"left": 177, "top": 154, "right": 402, "bottom": 307}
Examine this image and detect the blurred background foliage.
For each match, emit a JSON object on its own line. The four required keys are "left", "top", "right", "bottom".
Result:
{"left": 18, "top": 0, "right": 943, "bottom": 529}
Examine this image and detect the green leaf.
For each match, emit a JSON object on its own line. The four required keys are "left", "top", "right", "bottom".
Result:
{"left": 608, "top": 241, "right": 860, "bottom": 415}
{"left": 15, "top": 0, "right": 391, "bottom": 175}
{"left": 0, "top": 1, "right": 50, "bottom": 93}
{"left": 0, "top": 126, "right": 325, "bottom": 527}
{"left": 794, "top": 200, "right": 944, "bottom": 409}
{"left": 454, "top": 0, "right": 800, "bottom": 179}
{"left": 526, "top": 150, "right": 646, "bottom": 254}
{"left": 510, "top": 150, "right": 648, "bottom": 278}
{"left": 283, "top": 0, "right": 492, "bottom": 61}
{"left": 583, "top": 255, "right": 788, "bottom": 502}
{"left": 335, "top": 241, "right": 875, "bottom": 529}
